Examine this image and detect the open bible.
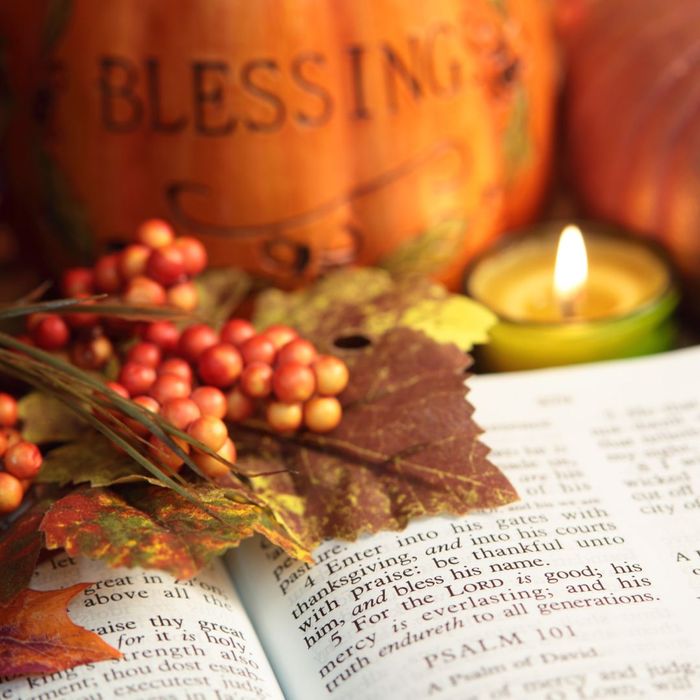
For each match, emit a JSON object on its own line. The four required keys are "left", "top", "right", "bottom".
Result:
{"left": 2, "top": 345, "right": 700, "bottom": 700}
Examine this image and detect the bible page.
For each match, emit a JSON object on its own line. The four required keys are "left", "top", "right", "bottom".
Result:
{"left": 0, "top": 554, "right": 284, "bottom": 700}
{"left": 229, "top": 345, "right": 700, "bottom": 699}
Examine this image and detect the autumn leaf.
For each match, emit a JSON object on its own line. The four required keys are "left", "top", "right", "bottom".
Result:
{"left": 234, "top": 328, "right": 517, "bottom": 548}
{"left": 18, "top": 392, "right": 87, "bottom": 444}
{"left": 253, "top": 268, "right": 495, "bottom": 353}
{"left": 37, "top": 434, "right": 161, "bottom": 487}
{"left": 0, "top": 584, "right": 121, "bottom": 676}
{"left": 40, "top": 484, "right": 310, "bottom": 579}
{"left": 0, "top": 511, "right": 44, "bottom": 604}
{"left": 195, "top": 267, "right": 252, "bottom": 328}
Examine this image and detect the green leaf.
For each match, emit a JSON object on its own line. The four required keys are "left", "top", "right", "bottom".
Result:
{"left": 37, "top": 435, "right": 161, "bottom": 487}
{"left": 253, "top": 268, "right": 495, "bottom": 352}
{"left": 18, "top": 392, "right": 87, "bottom": 444}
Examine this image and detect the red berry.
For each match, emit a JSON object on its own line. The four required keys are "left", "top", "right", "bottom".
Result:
{"left": 239, "top": 361, "right": 273, "bottom": 398}
{"left": 187, "top": 416, "right": 228, "bottom": 451}
{"left": 190, "top": 386, "right": 227, "bottom": 419}
{"left": 94, "top": 253, "right": 122, "bottom": 294}
{"left": 142, "top": 321, "right": 180, "bottom": 352}
{"left": 32, "top": 314, "right": 70, "bottom": 350}
{"left": 178, "top": 324, "right": 218, "bottom": 362}
{"left": 149, "top": 434, "right": 188, "bottom": 473}
{"left": 161, "top": 397, "right": 201, "bottom": 430}
{"left": 240, "top": 335, "right": 276, "bottom": 365}
{"left": 127, "top": 342, "right": 162, "bottom": 369}
{"left": 146, "top": 245, "right": 187, "bottom": 287}
{"left": 125, "top": 395, "right": 160, "bottom": 437}
{"left": 197, "top": 343, "right": 243, "bottom": 388}
{"left": 167, "top": 280, "right": 199, "bottom": 311}
{"left": 70, "top": 335, "right": 113, "bottom": 370}
{"left": 149, "top": 373, "right": 191, "bottom": 404}
{"left": 4, "top": 441, "right": 43, "bottom": 479}
{"left": 119, "top": 362, "right": 157, "bottom": 397}
{"left": 0, "top": 472, "right": 23, "bottom": 513}
{"left": 225, "top": 388, "right": 255, "bottom": 423}
{"left": 64, "top": 295, "right": 100, "bottom": 329}
{"left": 0, "top": 393, "right": 18, "bottom": 427}
{"left": 193, "top": 437, "right": 236, "bottom": 479}
{"left": 119, "top": 244, "right": 151, "bottom": 280}
{"left": 277, "top": 338, "right": 317, "bottom": 366}
{"left": 262, "top": 324, "right": 298, "bottom": 350}
{"left": 61, "top": 267, "right": 94, "bottom": 297}
{"left": 313, "top": 355, "right": 350, "bottom": 396}
{"left": 303, "top": 396, "right": 342, "bottom": 433}
{"left": 220, "top": 319, "right": 256, "bottom": 347}
{"left": 123, "top": 276, "right": 167, "bottom": 306}
{"left": 105, "top": 381, "right": 130, "bottom": 400}
{"left": 272, "top": 362, "right": 316, "bottom": 403}
{"left": 137, "top": 219, "right": 175, "bottom": 248}
{"left": 266, "top": 401, "right": 303, "bottom": 432}
{"left": 174, "top": 236, "right": 208, "bottom": 276}
{"left": 158, "top": 357, "right": 193, "bottom": 384}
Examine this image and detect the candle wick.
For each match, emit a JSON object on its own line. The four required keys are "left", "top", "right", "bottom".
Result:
{"left": 560, "top": 297, "right": 578, "bottom": 320}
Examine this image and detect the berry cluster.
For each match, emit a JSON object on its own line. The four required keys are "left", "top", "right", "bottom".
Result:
{"left": 7, "top": 219, "right": 350, "bottom": 495}
{"left": 0, "top": 393, "right": 43, "bottom": 514}
{"left": 105, "top": 317, "right": 348, "bottom": 479}
{"left": 24, "top": 219, "right": 207, "bottom": 370}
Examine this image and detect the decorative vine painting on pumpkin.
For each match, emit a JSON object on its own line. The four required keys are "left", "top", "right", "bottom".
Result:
{"left": 0, "top": 0, "right": 556, "bottom": 288}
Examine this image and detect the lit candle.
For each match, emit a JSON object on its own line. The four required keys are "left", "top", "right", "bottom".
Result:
{"left": 464, "top": 221, "right": 680, "bottom": 371}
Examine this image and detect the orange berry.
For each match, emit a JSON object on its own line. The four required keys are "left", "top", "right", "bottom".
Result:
{"left": 167, "top": 280, "right": 199, "bottom": 311}
{"left": 125, "top": 395, "right": 160, "bottom": 437}
{"left": 146, "top": 245, "right": 187, "bottom": 287}
{"left": 119, "top": 244, "right": 151, "bottom": 280}
{"left": 303, "top": 396, "right": 342, "bottom": 433}
{"left": 149, "top": 434, "right": 189, "bottom": 473}
{"left": 4, "top": 441, "right": 43, "bottom": 479}
{"left": 187, "top": 416, "right": 228, "bottom": 451}
{"left": 190, "top": 386, "right": 227, "bottom": 419}
{"left": 0, "top": 432, "right": 7, "bottom": 458}
{"left": 158, "top": 358, "right": 193, "bottom": 384}
{"left": 178, "top": 323, "right": 218, "bottom": 362}
{"left": 119, "top": 362, "right": 157, "bottom": 397}
{"left": 70, "top": 335, "right": 113, "bottom": 370}
{"left": 197, "top": 343, "right": 243, "bottom": 388}
{"left": 220, "top": 319, "right": 256, "bottom": 347}
{"left": 266, "top": 401, "right": 303, "bottom": 433}
{"left": 123, "top": 276, "right": 167, "bottom": 306}
{"left": 142, "top": 320, "right": 180, "bottom": 352}
{"left": 239, "top": 361, "right": 273, "bottom": 398}
{"left": 173, "top": 236, "right": 208, "bottom": 276}
{"left": 127, "top": 342, "right": 162, "bottom": 369}
{"left": 277, "top": 338, "right": 317, "bottom": 366}
{"left": 137, "top": 218, "right": 175, "bottom": 248}
{"left": 161, "top": 398, "right": 201, "bottom": 430}
{"left": 193, "top": 438, "right": 236, "bottom": 479}
{"left": 272, "top": 362, "right": 316, "bottom": 403}
{"left": 149, "top": 373, "right": 191, "bottom": 404}
{"left": 240, "top": 335, "right": 276, "bottom": 365}
{"left": 0, "top": 393, "right": 18, "bottom": 427}
{"left": 262, "top": 324, "right": 298, "bottom": 351}
{"left": 313, "top": 355, "right": 350, "bottom": 396}
{"left": 0, "top": 472, "right": 23, "bottom": 513}
{"left": 225, "top": 387, "right": 255, "bottom": 423}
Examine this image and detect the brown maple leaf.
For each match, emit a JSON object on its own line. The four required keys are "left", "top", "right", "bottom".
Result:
{"left": 0, "top": 511, "right": 44, "bottom": 604}
{"left": 235, "top": 327, "right": 517, "bottom": 548}
{"left": 40, "top": 483, "right": 311, "bottom": 579}
{"left": 0, "top": 584, "right": 121, "bottom": 676}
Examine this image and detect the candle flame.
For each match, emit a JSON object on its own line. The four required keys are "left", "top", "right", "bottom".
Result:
{"left": 554, "top": 224, "right": 588, "bottom": 317}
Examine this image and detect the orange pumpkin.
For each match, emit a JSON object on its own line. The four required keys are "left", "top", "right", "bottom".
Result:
{"left": 0, "top": 0, "right": 556, "bottom": 289}
{"left": 561, "top": 0, "right": 700, "bottom": 304}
